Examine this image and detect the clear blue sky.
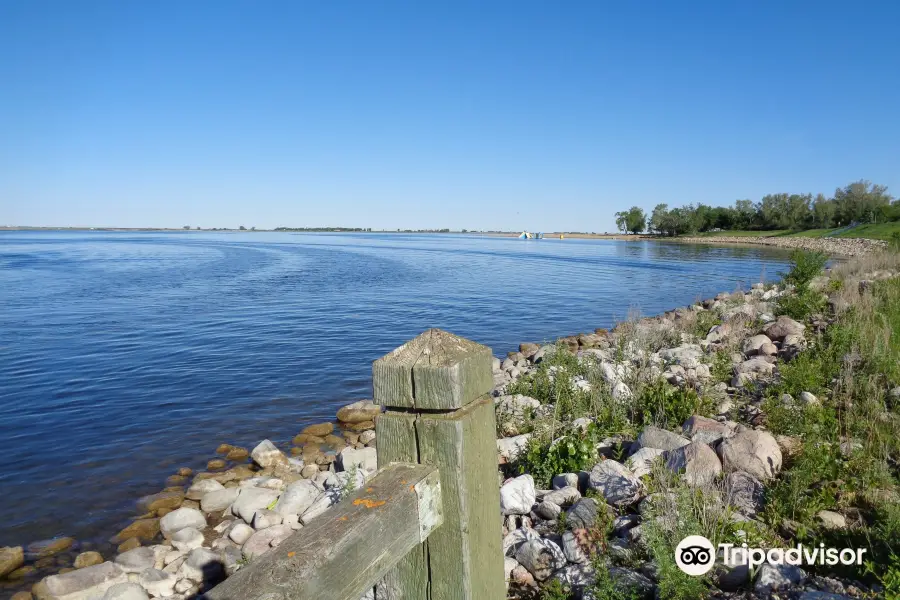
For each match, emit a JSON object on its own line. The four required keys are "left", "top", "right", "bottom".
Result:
{"left": 1, "top": 1, "right": 898, "bottom": 231}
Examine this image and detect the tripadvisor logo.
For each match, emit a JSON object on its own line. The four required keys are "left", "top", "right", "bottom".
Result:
{"left": 675, "top": 535, "right": 869, "bottom": 576}
{"left": 675, "top": 536, "right": 716, "bottom": 576}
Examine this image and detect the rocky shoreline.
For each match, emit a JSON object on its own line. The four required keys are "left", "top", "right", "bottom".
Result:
{"left": 1, "top": 258, "right": 897, "bottom": 600}
{"left": 675, "top": 235, "right": 886, "bottom": 257}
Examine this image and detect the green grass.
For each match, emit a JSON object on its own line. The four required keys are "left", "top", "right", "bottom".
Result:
{"left": 687, "top": 229, "right": 789, "bottom": 238}
{"left": 760, "top": 264, "right": 900, "bottom": 587}
{"left": 685, "top": 222, "right": 900, "bottom": 241}
{"left": 781, "top": 228, "right": 841, "bottom": 238}
{"left": 833, "top": 222, "right": 900, "bottom": 241}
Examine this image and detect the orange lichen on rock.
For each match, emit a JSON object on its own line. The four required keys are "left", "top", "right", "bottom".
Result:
{"left": 353, "top": 498, "right": 386, "bottom": 508}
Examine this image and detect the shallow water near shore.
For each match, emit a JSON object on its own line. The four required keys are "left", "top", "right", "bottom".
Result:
{"left": 0, "top": 231, "right": 793, "bottom": 546}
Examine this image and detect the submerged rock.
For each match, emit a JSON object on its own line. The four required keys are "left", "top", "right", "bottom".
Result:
{"left": 0, "top": 546, "right": 24, "bottom": 578}
{"left": 27, "top": 537, "right": 75, "bottom": 559}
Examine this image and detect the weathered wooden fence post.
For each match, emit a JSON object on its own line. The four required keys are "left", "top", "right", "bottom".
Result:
{"left": 374, "top": 328, "right": 505, "bottom": 600}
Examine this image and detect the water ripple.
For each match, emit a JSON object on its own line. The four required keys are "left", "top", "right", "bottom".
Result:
{"left": 0, "top": 231, "right": 792, "bottom": 545}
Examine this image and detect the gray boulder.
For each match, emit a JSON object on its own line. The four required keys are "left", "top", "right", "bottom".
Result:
{"left": 502, "top": 527, "right": 540, "bottom": 557}
{"left": 705, "top": 324, "right": 730, "bottom": 344}
{"left": 682, "top": 415, "right": 731, "bottom": 445}
{"left": 300, "top": 489, "right": 341, "bottom": 523}
{"left": 228, "top": 522, "right": 255, "bottom": 545}
{"left": 32, "top": 562, "right": 128, "bottom": 599}
{"left": 533, "top": 501, "right": 561, "bottom": 520}
{"left": 817, "top": 510, "right": 847, "bottom": 530}
{"left": 496, "top": 434, "right": 531, "bottom": 463}
{"left": 551, "top": 473, "right": 579, "bottom": 490}
{"left": 241, "top": 524, "right": 294, "bottom": 560}
{"left": 495, "top": 394, "right": 541, "bottom": 417}
{"left": 138, "top": 568, "right": 176, "bottom": 598}
{"left": 800, "top": 391, "right": 819, "bottom": 405}
{"left": 114, "top": 547, "right": 157, "bottom": 574}
{"left": 742, "top": 334, "right": 773, "bottom": 356}
{"left": 553, "top": 563, "right": 595, "bottom": 588}
{"left": 200, "top": 487, "right": 240, "bottom": 513}
{"left": 500, "top": 475, "right": 535, "bottom": 515}
{"left": 736, "top": 357, "right": 775, "bottom": 376}
{"left": 764, "top": 316, "right": 806, "bottom": 341}
{"left": 634, "top": 426, "right": 690, "bottom": 452}
{"left": 754, "top": 563, "right": 805, "bottom": 593}
{"left": 232, "top": 487, "right": 280, "bottom": 522}
{"left": 178, "top": 548, "right": 225, "bottom": 583}
{"left": 566, "top": 498, "right": 601, "bottom": 529}
{"left": 275, "top": 480, "right": 321, "bottom": 516}
{"left": 337, "top": 446, "right": 377, "bottom": 476}
{"left": 540, "top": 486, "right": 580, "bottom": 507}
{"left": 718, "top": 429, "right": 782, "bottom": 480}
{"left": 625, "top": 447, "right": 664, "bottom": 478}
{"left": 607, "top": 568, "right": 655, "bottom": 600}
{"left": 186, "top": 479, "right": 225, "bottom": 501}
{"left": 250, "top": 439, "right": 288, "bottom": 468}
{"left": 724, "top": 471, "right": 764, "bottom": 517}
{"left": 588, "top": 460, "right": 641, "bottom": 506}
{"left": 659, "top": 345, "right": 704, "bottom": 369}
{"left": 171, "top": 527, "right": 204, "bottom": 553}
{"left": 514, "top": 538, "right": 566, "bottom": 581}
{"left": 665, "top": 441, "right": 722, "bottom": 486}
{"left": 560, "top": 531, "right": 588, "bottom": 564}
{"left": 160, "top": 507, "right": 207, "bottom": 537}
{"left": 101, "top": 582, "right": 149, "bottom": 600}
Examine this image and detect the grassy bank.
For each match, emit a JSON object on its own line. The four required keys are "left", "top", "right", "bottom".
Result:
{"left": 685, "top": 222, "right": 900, "bottom": 242}
{"left": 497, "top": 248, "right": 900, "bottom": 599}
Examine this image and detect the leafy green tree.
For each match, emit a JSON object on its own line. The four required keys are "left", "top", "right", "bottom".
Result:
{"left": 734, "top": 199, "right": 757, "bottom": 229}
{"left": 615, "top": 206, "right": 647, "bottom": 234}
{"left": 811, "top": 193, "right": 836, "bottom": 228}
{"left": 834, "top": 180, "right": 893, "bottom": 225}
{"left": 649, "top": 204, "right": 670, "bottom": 235}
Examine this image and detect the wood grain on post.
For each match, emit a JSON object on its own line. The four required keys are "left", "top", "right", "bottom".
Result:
{"left": 204, "top": 463, "right": 441, "bottom": 600}
{"left": 373, "top": 328, "right": 494, "bottom": 410}
{"left": 375, "top": 328, "right": 505, "bottom": 600}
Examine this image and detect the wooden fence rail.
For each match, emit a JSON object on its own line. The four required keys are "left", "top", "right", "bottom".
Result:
{"left": 205, "top": 328, "right": 504, "bottom": 600}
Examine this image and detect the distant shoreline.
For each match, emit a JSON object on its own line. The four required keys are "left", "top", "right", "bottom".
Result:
{"left": 0, "top": 228, "right": 883, "bottom": 255}
{"left": 0, "top": 227, "right": 640, "bottom": 240}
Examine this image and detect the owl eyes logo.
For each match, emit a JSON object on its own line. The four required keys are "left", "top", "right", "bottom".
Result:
{"left": 675, "top": 535, "right": 716, "bottom": 576}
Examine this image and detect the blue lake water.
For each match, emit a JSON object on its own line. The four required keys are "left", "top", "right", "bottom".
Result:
{"left": 0, "top": 231, "right": 793, "bottom": 547}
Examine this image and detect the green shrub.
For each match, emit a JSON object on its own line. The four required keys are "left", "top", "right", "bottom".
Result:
{"left": 777, "top": 288, "right": 826, "bottom": 320}
{"left": 516, "top": 430, "right": 598, "bottom": 489}
{"left": 709, "top": 350, "right": 733, "bottom": 383}
{"left": 586, "top": 561, "right": 643, "bottom": 600}
{"left": 780, "top": 249, "right": 828, "bottom": 288}
{"left": 506, "top": 344, "right": 592, "bottom": 422}
{"left": 691, "top": 310, "right": 721, "bottom": 339}
{"left": 890, "top": 231, "right": 900, "bottom": 252}
{"left": 539, "top": 579, "right": 574, "bottom": 600}
{"left": 640, "top": 474, "right": 713, "bottom": 599}
{"left": 777, "top": 250, "right": 828, "bottom": 320}
{"left": 635, "top": 379, "right": 713, "bottom": 429}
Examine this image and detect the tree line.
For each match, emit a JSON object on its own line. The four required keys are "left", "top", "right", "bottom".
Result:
{"left": 614, "top": 180, "right": 896, "bottom": 236}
